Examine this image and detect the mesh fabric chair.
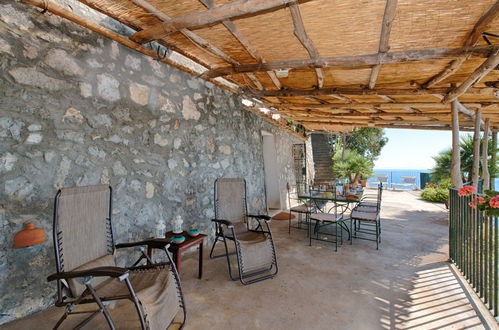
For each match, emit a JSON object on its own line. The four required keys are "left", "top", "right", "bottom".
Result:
{"left": 351, "top": 189, "right": 382, "bottom": 249}
{"left": 376, "top": 174, "right": 389, "bottom": 189}
{"left": 209, "top": 178, "right": 278, "bottom": 285}
{"left": 49, "top": 185, "right": 185, "bottom": 329}
{"left": 286, "top": 183, "right": 313, "bottom": 234}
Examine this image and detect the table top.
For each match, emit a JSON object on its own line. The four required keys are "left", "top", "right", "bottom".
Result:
{"left": 298, "top": 190, "right": 363, "bottom": 203}
{"left": 159, "top": 231, "right": 207, "bottom": 250}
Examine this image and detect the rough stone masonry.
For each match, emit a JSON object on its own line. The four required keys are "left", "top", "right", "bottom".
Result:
{"left": 0, "top": 0, "right": 307, "bottom": 323}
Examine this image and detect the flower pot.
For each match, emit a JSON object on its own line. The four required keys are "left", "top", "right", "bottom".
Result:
{"left": 360, "top": 180, "right": 367, "bottom": 187}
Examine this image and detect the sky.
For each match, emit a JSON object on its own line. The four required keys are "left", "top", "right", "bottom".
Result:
{"left": 374, "top": 129, "right": 472, "bottom": 170}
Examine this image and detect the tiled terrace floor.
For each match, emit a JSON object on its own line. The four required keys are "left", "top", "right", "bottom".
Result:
{"left": 2, "top": 189, "right": 491, "bottom": 329}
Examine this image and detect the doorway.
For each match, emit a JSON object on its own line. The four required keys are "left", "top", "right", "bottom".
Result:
{"left": 261, "top": 131, "right": 281, "bottom": 210}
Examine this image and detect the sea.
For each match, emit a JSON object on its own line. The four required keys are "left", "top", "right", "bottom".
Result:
{"left": 368, "top": 169, "right": 499, "bottom": 190}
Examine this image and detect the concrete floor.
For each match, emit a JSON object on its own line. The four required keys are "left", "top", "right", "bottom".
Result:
{"left": 2, "top": 190, "right": 490, "bottom": 329}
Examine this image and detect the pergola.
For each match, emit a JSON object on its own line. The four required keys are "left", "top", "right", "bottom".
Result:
{"left": 24, "top": 0, "right": 499, "bottom": 186}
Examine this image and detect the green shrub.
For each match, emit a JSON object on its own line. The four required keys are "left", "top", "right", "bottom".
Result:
{"left": 421, "top": 185, "right": 449, "bottom": 203}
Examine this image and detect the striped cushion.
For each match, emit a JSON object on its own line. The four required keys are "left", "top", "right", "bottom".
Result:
{"left": 355, "top": 206, "right": 378, "bottom": 213}
{"left": 351, "top": 210, "right": 378, "bottom": 221}
{"left": 291, "top": 204, "right": 309, "bottom": 213}
{"left": 310, "top": 213, "right": 342, "bottom": 223}
{"left": 359, "top": 201, "right": 378, "bottom": 207}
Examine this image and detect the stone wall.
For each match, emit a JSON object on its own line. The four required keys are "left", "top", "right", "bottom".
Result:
{"left": 0, "top": 0, "right": 308, "bottom": 323}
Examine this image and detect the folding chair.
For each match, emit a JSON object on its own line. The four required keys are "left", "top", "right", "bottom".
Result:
{"left": 49, "top": 185, "right": 185, "bottom": 329}
{"left": 209, "top": 178, "right": 278, "bottom": 285}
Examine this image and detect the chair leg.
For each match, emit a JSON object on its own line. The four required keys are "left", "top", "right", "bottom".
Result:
{"left": 376, "top": 220, "right": 379, "bottom": 250}
{"left": 86, "top": 284, "right": 116, "bottom": 330}
{"left": 335, "top": 222, "right": 338, "bottom": 252}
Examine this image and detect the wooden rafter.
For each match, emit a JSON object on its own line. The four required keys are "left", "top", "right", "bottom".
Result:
{"left": 279, "top": 110, "right": 458, "bottom": 118}
{"left": 424, "top": 1, "right": 499, "bottom": 88}
{"left": 131, "top": 0, "right": 264, "bottom": 90}
{"left": 20, "top": 0, "right": 236, "bottom": 93}
{"left": 442, "top": 48, "right": 499, "bottom": 104}
{"left": 197, "top": 0, "right": 282, "bottom": 89}
{"left": 368, "top": 0, "right": 397, "bottom": 89}
{"left": 456, "top": 101, "right": 485, "bottom": 128}
{"left": 248, "top": 86, "right": 496, "bottom": 97}
{"left": 130, "top": 0, "right": 304, "bottom": 44}
{"left": 296, "top": 120, "right": 481, "bottom": 131}
{"left": 289, "top": 2, "right": 324, "bottom": 88}
{"left": 262, "top": 102, "right": 493, "bottom": 109}
{"left": 205, "top": 46, "right": 494, "bottom": 77}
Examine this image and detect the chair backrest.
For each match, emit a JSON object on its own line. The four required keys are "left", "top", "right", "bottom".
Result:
{"left": 214, "top": 178, "right": 247, "bottom": 224}
{"left": 54, "top": 185, "right": 113, "bottom": 272}
{"left": 376, "top": 174, "right": 388, "bottom": 183}
{"left": 401, "top": 176, "right": 416, "bottom": 184}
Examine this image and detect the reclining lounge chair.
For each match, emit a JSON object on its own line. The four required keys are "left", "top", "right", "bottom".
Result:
{"left": 209, "top": 178, "right": 278, "bottom": 285}
{"left": 48, "top": 185, "right": 186, "bottom": 329}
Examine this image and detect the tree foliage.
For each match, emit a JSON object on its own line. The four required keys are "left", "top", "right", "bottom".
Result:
{"left": 431, "top": 135, "right": 497, "bottom": 183}
{"left": 332, "top": 149, "right": 374, "bottom": 183}
{"left": 342, "top": 127, "right": 388, "bottom": 162}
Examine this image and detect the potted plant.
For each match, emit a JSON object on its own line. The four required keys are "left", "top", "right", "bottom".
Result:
{"left": 332, "top": 149, "right": 374, "bottom": 185}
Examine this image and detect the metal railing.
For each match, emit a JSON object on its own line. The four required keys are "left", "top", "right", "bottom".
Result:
{"left": 449, "top": 188, "right": 498, "bottom": 317}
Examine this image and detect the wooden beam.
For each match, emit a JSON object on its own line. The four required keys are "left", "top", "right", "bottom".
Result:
{"left": 482, "top": 118, "right": 491, "bottom": 190}
{"left": 198, "top": 0, "right": 282, "bottom": 89}
{"left": 265, "top": 101, "right": 488, "bottom": 109}
{"left": 442, "top": 48, "right": 499, "bottom": 104}
{"left": 289, "top": 3, "right": 324, "bottom": 88}
{"left": 20, "top": 0, "right": 237, "bottom": 94}
{"left": 131, "top": 0, "right": 264, "bottom": 90}
{"left": 424, "top": 2, "right": 499, "bottom": 88}
{"left": 205, "top": 46, "right": 495, "bottom": 77}
{"left": 472, "top": 109, "right": 483, "bottom": 188}
{"left": 298, "top": 121, "right": 478, "bottom": 131}
{"left": 279, "top": 110, "right": 458, "bottom": 118}
{"left": 456, "top": 101, "right": 485, "bottom": 128}
{"left": 130, "top": 0, "right": 301, "bottom": 44}
{"left": 368, "top": 0, "right": 397, "bottom": 89}
{"left": 289, "top": 116, "right": 473, "bottom": 125}
{"left": 451, "top": 100, "right": 464, "bottom": 187}
{"left": 491, "top": 131, "right": 497, "bottom": 189}
{"left": 248, "top": 86, "right": 496, "bottom": 97}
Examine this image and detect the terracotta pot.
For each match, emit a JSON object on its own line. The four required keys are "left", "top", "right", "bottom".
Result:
{"left": 13, "top": 222, "right": 47, "bottom": 248}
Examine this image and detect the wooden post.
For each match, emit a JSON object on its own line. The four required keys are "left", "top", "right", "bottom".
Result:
{"left": 492, "top": 131, "right": 497, "bottom": 190}
{"left": 482, "top": 119, "right": 490, "bottom": 190}
{"left": 451, "top": 101, "right": 463, "bottom": 188}
{"left": 472, "top": 109, "right": 482, "bottom": 188}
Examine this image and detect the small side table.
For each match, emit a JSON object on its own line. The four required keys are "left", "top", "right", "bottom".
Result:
{"left": 153, "top": 231, "right": 207, "bottom": 279}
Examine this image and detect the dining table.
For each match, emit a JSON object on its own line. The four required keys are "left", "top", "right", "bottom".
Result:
{"left": 298, "top": 188, "right": 364, "bottom": 244}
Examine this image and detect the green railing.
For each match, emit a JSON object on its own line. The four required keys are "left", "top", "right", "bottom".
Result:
{"left": 449, "top": 188, "right": 498, "bottom": 317}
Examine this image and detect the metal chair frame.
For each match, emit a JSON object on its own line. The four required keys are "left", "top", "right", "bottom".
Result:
{"left": 50, "top": 186, "right": 186, "bottom": 329}
{"left": 209, "top": 178, "right": 278, "bottom": 285}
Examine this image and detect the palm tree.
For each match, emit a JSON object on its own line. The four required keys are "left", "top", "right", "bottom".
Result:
{"left": 431, "top": 135, "right": 497, "bottom": 183}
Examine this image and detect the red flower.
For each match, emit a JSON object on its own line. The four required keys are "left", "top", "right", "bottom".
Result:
{"left": 468, "top": 196, "right": 486, "bottom": 209}
{"left": 459, "top": 186, "right": 476, "bottom": 197}
{"left": 489, "top": 196, "right": 499, "bottom": 208}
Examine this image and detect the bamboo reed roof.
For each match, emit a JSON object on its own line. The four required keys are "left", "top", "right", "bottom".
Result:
{"left": 59, "top": 0, "right": 499, "bottom": 132}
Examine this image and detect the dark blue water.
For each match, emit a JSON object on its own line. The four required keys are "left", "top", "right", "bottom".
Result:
{"left": 369, "top": 169, "right": 499, "bottom": 190}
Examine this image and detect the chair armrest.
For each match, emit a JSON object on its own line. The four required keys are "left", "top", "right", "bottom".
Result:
{"left": 211, "top": 218, "right": 234, "bottom": 228}
{"left": 116, "top": 239, "right": 171, "bottom": 250}
{"left": 128, "top": 262, "right": 170, "bottom": 272}
{"left": 248, "top": 214, "right": 271, "bottom": 221}
{"left": 47, "top": 266, "right": 128, "bottom": 282}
